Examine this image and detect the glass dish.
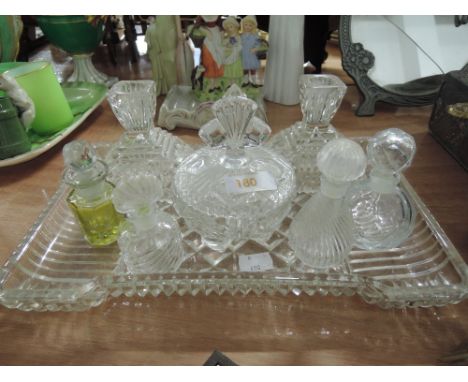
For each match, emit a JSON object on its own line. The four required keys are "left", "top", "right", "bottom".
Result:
{"left": 173, "top": 95, "right": 296, "bottom": 252}
{"left": 1, "top": 137, "right": 467, "bottom": 311}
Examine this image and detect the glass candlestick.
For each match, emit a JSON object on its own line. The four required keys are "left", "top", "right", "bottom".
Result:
{"left": 267, "top": 74, "right": 347, "bottom": 193}
{"left": 112, "top": 172, "right": 185, "bottom": 274}
{"left": 107, "top": 80, "right": 157, "bottom": 146}
{"left": 289, "top": 138, "right": 367, "bottom": 269}
{"left": 347, "top": 128, "right": 417, "bottom": 250}
{"left": 106, "top": 80, "right": 176, "bottom": 199}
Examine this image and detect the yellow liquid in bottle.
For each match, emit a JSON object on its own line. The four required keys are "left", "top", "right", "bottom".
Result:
{"left": 67, "top": 184, "right": 123, "bottom": 247}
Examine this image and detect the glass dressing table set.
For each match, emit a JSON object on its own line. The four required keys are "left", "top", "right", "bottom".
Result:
{"left": 1, "top": 74, "right": 467, "bottom": 312}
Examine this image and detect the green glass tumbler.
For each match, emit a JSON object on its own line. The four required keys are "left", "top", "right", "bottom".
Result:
{"left": 3, "top": 61, "right": 73, "bottom": 135}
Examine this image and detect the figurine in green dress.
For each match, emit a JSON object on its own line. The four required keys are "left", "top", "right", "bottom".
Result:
{"left": 145, "top": 16, "right": 178, "bottom": 96}
{"left": 222, "top": 17, "right": 243, "bottom": 87}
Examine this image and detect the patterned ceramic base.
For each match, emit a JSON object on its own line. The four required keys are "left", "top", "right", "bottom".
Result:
{"left": 157, "top": 85, "right": 267, "bottom": 131}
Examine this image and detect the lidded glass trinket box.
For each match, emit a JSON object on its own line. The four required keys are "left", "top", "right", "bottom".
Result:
{"left": 173, "top": 95, "right": 296, "bottom": 252}
{"left": 267, "top": 74, "right": 347, "bottom": 192}
{"left": 347, "top": 128, "right": 417, "bottom": 250}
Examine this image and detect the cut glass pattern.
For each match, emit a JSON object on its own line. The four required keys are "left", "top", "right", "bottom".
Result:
{"left": 0, "top": 133, "right": 467, "bottom": 311}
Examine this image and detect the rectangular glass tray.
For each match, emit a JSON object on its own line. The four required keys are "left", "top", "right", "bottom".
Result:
{"left": 1, "top": 137, "right": 468, "bottom": 312}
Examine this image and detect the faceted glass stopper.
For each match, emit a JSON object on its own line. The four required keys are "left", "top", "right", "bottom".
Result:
{"left": 63, "top": 140, "right": 108, "bottom": 188}
{"left": 367, "top": 128, "right": 416, "bottom": 174}
{"left": 63, "top": 140, "right": 96, "bottom": 170}
{"left": 108, "top": 80, "right": 157, "bottom": 132}
{"left": 299, "top": 74, "right": 347, "bottom": 127}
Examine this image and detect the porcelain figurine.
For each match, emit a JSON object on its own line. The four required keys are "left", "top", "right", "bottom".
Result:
{"left": 158, "top": 16, "right": 267, "bottom": 130}
{"left": 193, "top": 15, "right": 225, "bottom": 94}
{"left": 222, "top": 16, "right": 243, "bottom": 87}
{"left": 240, "top": 16, "right": 262, "bottom": 87}
{"left": 145, "top": 16, "right": 178, "bottom": 96}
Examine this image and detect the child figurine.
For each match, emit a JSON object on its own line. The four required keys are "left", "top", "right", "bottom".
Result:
{"left": 240, "top": 15, "right": 261, "bottom": 87}
{"left": 193, "top": 15, "right": 225, "bottom": 93}
{"left": 222, "top": 17, "right": 243, "bottom": 87}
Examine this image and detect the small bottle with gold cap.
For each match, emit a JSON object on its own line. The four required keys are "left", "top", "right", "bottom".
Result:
{"left": 63, "top": 140, "right": 123, "bottom": 247}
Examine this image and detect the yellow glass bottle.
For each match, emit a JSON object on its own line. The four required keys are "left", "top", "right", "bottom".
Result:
{"left": 63, "top": 140, "right": 123, "bottom": 247}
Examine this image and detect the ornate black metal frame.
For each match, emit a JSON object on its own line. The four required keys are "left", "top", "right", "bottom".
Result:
{"left": 339, "top": 16, "right": 442, "bottom": 116}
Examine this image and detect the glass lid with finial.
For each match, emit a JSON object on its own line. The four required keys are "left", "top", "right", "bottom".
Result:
{"left": 173, "top": 95, "right": 296, "bottom": 252}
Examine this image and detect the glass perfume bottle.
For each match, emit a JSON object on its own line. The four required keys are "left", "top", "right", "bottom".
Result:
{"left": 173, "top": 95, "right": 296, "bottom": 253}
{"left": 63, "top": 140, "right": 123, "bottom": 247}
{"left": 347, "top": 128, "right": 417, "bottom": 250}
{"left": 112, "top": 173, "right": 185, "bottom": 274}
{"left": 289, "top": 138, "right": 367, "bottom": 269}
{"left": 267, "top": 74, "right": 347, "bottom": 192}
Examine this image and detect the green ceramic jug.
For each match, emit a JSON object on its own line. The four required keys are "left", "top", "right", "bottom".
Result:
{"left": 0, "top": 94, "right": 31, "bottom": 160}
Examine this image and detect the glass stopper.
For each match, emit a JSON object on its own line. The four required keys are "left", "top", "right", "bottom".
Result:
{"left": 367, "top": 128, "right": 416, "bottom": 175}
{"left": 211, "top": 95, "right": 258, "bottom": 149}
{"left": 318, "top": 138, "right": 367, "bottom": 182}
{"left": 112, "top": 173, "right": 164, "bottom": 220}
{"left": 63, "top": 140, "right": 96, "bottom": 170}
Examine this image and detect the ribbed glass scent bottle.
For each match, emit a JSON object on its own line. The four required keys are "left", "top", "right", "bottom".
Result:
{"left": 112, "top": 173, "right": 185, "bottom": 274}
{"left": 267, "top": 74, "right": 347, "bottom": 192}
{"left": 289, "top": 138, "right": 367, "bottom": 269}
{"left": 347, "top": 128, "right": 417, "bottom": 250}
{"left": 63, "top": 141, "right": 123, "bottom": 247}
{"left": 173, "top": 95, "right": 296, "bottom": 253}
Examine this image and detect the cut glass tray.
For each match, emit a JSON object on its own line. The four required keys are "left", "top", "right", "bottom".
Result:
{"left": 1, "top": 133, "right": 467, "bottom": 311}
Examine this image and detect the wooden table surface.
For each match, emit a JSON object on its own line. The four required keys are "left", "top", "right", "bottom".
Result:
{"left": 1, "top": 49, "right": 468, "bottom": 365}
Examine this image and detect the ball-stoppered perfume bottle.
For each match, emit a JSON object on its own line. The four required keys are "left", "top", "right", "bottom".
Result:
{"left": 347, "top": 128, "right": 417, "bottom": 250}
